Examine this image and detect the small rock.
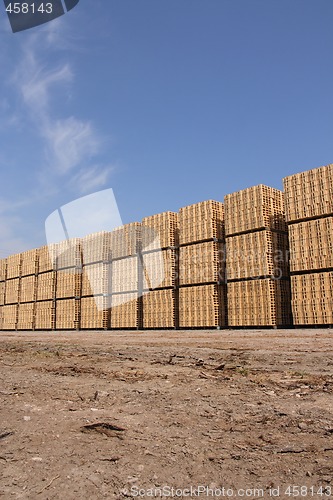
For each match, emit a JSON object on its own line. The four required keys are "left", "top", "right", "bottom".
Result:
{"left": 298, "top": 422, "right": 307, "bottom": 430}
{"left": 306, "top": 471, "right": 312, "bottom": 477}
{"left": 23, "top": 416, "right": 31, "bottom": 421}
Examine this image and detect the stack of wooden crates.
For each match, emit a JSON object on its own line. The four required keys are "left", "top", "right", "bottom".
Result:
{"left": 284, "top": 164, "right": 333, "bottom": 325}
{"left": 141, "top": 212, "right": 178, "bottom": 328}
{"left": 225, "top": 185, "right": 292, "bottom": 327}
{"left": 178, "top": 201, "right": 227, "bottom": 328}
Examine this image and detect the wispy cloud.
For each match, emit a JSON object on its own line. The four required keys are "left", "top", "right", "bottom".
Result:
{"left": 11, "top": 20, "right": 113, "bottom": 193}
{"left": 0, "top": 18, "right": 115, "bottom": 255}
{"left": 70, "top": 165, "right": 114, "bottom": 194}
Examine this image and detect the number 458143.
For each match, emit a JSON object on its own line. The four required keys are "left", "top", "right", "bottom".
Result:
{"left": 5, "top": 3, "right": 53, "bottom": 14}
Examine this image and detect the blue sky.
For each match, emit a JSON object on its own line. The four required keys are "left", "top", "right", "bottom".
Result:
{"left": 0, "top": 0, "right": 332, "bottom": 256}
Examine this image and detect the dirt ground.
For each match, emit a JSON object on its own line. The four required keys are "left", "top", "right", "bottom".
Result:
{"left": 0, "top": 329, "right": 333, "bottom": 499}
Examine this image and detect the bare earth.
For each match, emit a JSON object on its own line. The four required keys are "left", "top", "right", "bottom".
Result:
{"left": 0, "top": 329, "right": 333, "bottom": 499}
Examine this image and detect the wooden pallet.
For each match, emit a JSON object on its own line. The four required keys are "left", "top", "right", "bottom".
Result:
{"left": 179, "top": 241, "right": 225, "bottom": 286}
{"left": 0, "top": 258, "right": 7, "bottom": 281}
{"left": 110, "top": 223, "right": 141, "bottom": 259}
{"left": 56, "top": 268, "right": 81, "bottom": 299}
{"left": 21, "top": 249, "right": 39, "bottom": 277}
{"left": 6, "top": 253, "right": 22, "bottom": 279}
{"left": 81, "top": 262, "right": 111, "bottom": 297}
{"left": 80, "top": 296, "right": 110, "bottom": 329}
{"left": 179, "top": 200, "right": 224, "bottom": 245}
{"left": 227, "top": 278, "right": 292, "bottom": 327}
{"left": 179, "top": 284, "right": 227, "bottom": 328}
{"left": 35, "top": 300, "right": 55, "bottom": 330}
{"left": 1, "top": 304, "right": 18, "bottom": 330}
{"left": 56, "top": 238, "right": 82, "bottom": 270}
{"left": 283, "top": 164, "right": 333, "bottom": 223}
{"left": 226, "top": 229, "right": 289, "bottom": 280}
{"left": 142, "top": 289, "right": 176, "bottom": 328}
{"left": 20, "top": 275, "right": 37, "bottom": 303}
{"left": 110, "top": 292, "right": 139, "bottom": 328}
{"left": 224, "top": 185, "right": 286, "bottom": 236}
{"left": 17, "top": 302, "right": 35, "bottom": 330}
{"left": 111, "top": 257, "right": 138, "bottom": 293}
{"left": 291, "top": 271, "right": 333, "bottom": 325}
{"left": 141, "top": 211, "right": 179, "bottom": 250}
{"left": 81, "top": 231, "right": 111, "bottom": 265}
{"left": 55, "top": 298, "right": 80, "bottom": 330}
{"left": 36, "top": 272, "right": 56, "bottom": 301}
{"left": 5, "top": 278, "right": 20, "bottom": 305}
{"left": 142, "top": 249, "right": 177, "bottom": 289}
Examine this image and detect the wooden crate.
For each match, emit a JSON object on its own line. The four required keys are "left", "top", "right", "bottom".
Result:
{"left": 21, "top": 249, "right": 39, "bottom": 277}
{"left": 143, "top": 289, "right": 176, "bottom": 328}
{"left": 288, "top": 217, "right": 333, "bottom": 272}
{"left": 81, "top": 262, "right": 110, "bottom": 297}
{"left": 56, "top": 238, "right": 82, "bottom": 270}
{"left": 111, "top": 257, "right": 138, "bottom": 293}
{"left": 2, "top": 304, "right": 18, "bottom": 330}
{"left": 226, "top": 230, "right": 289, "bottom": 280}
{"left": 38, "top": 245, "right": 56, "bottom": 273}
{"left": 36, "top": 272, "right": 56, "bottom": 301}
{"left": 20, "top": 275, "right": 37, "bottom": 303}
{"left": 6, "top": 253, "right": 22, "bottom": 279}
{"left": 17, "top": 302, "right": 35, "bottom": 330}
{"left": 110, "top": 223, "right": 141, "bottom": 259}
{"left": 179, "top": 284, "right": 226, "bottom": 328}
{"left": 0, "top": 282, "right": 5, "bottom": 306}
{"left": 110, "top": 293, "right": 139, "bottom": 328}
{"left": 5, "top": 278, "right": 20, "bottom": 305}
{"left": 56, "top": 298, "right": 80, "bottom": 329}
{"left": 291, "top": 272, "right": 333, "bottom": 325}
{"left": 142, "top": 249, "right": 177, "bottom": 289}
{"left": 35, "top": 301, "right": 55, "bottom": 330}
{"left": 81, "top": 296, "right": 110, "bottom": 329}
{"left": 56, "top": 268, "right": 81, "bottom": 299}
{"left": 227, "top": 278, "right": 292, "bottom": 327}
{"left": 224, "top": 185, "right": 286, "bottom": 236}
{"left": 179, "top": 200, "right": 224, "bottom": 245}
{"left": 179, "top": 241, "right": 225, "bottom": 285}
{"left": 0, "top": 258, "right": 7, "bottom": 281}
{"left": 141, "top": 212, "right": 178, "bottom": 250}
{"left": 283, "top": 164, "right": 333, "bottom": 223}
{"left": 81, "top": 231, "right": 111, "bottom": 265}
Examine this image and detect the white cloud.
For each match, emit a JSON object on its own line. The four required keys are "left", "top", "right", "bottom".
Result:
{"left": 70, "top": 165, "right": 114, "bottom": 194}
{"left": 44, "top": 117, "right": 100, "bottom": 174}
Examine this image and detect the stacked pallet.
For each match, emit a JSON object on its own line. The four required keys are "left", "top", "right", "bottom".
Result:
{"left": 56, "top": 269, "right": 81, "bottom": 299}
{"left": 55, "top": 238, "right": 82, "bottom": 270}
{"left": 21, "top": 249, "right": 39, "bottom": 277}
{"left": 81, "top": 296, "right": 110, "bottom": 329}
{"left": 5, "top": 278, "right": 20, "bottom": 305}
{"left": 56, "top": 298, "right": 80, "bottom": 330}
{"left": 178, "top": 201, "right": 227, "bottom": 328}
{"left": 2, "top": 304, "right": 18, "bottom": 330}
{"left": 179, "top": 285, "right": 224, "bottom": 328}
{"left": 141, "top": 211, "right": 178, "bottom": 250}
{"left": 82, "top": 262, "right": 110, "bottom": 297}
{"left": 36, "top": 272, "right": 56, "bottom": 301}
{"left": 17, "top": 303, "right": 35, "bottom": 330}
{"left": 142, "top": 289, "right": 176, "bottom": 328}
{"left": 6, "top": 253, "right": 22, "bottom": 279}
{"left": 0, "top": 258, "right": 7, "bottom": 282}
{"left": 18, "top": 251, "right": 38, "bottom": 329}
{"left": 38, "top": 244, "right": 56, "bottom": 273}
{"left": 111, "top": 256, "right": 138, "bottom": 293}
{"left": 283, "top": 164, "right": 333, "bottom": 325}
{"left": 225, "top": 185, "right": 292, "bottom": 327}
{"left": 20, "top": 275, "right": 37, "bottom": 303}
{"left": 110, "top": 223, "right": 141, "bottom": 259}
{"left": 110, "top": 292, "right": 139, "bottom": 328}
{"left": 141, "top": 211, "right": 179, "bottom": 328}
{"left": 35, "top": 300, "right": 55, "bottom": 330}
{"left": 81, "top": 231, "right": 111, "bottom": 264}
